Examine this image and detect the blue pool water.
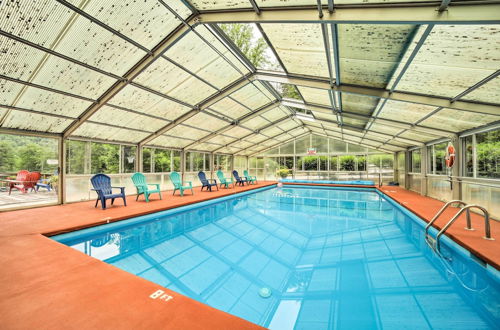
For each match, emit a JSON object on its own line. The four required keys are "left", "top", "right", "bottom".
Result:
{"left": 281, "top": 179, "right": 375, "bottom": 185}
{"left": 54, "top": 186, "right": 500, "bottom": 329}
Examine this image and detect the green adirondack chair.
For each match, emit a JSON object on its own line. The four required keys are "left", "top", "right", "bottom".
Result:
{"left": 131, "top": 172, "right": 162, "bottom": 202}
{"left": 170, "top": 171, "right": 193, "bottom": 196}
{"left": 243, "top": 170, "right": 257, "bottom": 185}
{"left": 216, "top": 170, "right": 234, "bottom": 189}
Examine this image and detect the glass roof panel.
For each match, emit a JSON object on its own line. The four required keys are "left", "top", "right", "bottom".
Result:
{"left": 244, "top": 116, "right": 269, "bottom": 130}
{"left": 229, "top": 81, "right": 276, "bottom": 110}
{"left": 369, "top": 122, "right": 405, "bottom": 135}
{"left": 297, "top": 86, "right": 331, "bottom": 106}
{"left": 108, "top": 85, "right": 190, "bottom": 120}
{"left": 261, "top": 23, "right": 333, "bottom": 78}
{"left": 277, "top": 120, "right": 300, "bottom": 131}
{"left": 419, "top": 109, "right": 500, "bottom": 132}
{"left": 461, "top": 76, "right": 500, "bottom": 105}
{"left": 189, "top": 0, "right": 252, "bottom": 10}
{"left": 54, "top": 15, "right": 147, "bottom": 76}
{"left": 377, "top": 100, "right": 437, "bottom": 124}
{"left": 224, "top": 126, "right": 252, "bottom": 139}
{"left": 206, "top": 135, "right": 237, "bottom": 146}
{"left": 0, "top": 79, "right": 28, "bottom": 106}
{"left": 342, "top": 117, "right": 367, "bottom": 128}
{"left": 72, "top": 122, "right": 149, "bottom": 143}
{"left": 169, "top": 125, "right": 210, "bottom": 140}
{"left": 339, "top": 24, "right": 416, "bottom": 88}
{"left": 261, "top": 126, "right": 283, "bottom": 136}
{"left": 196, "top": 143, "right": 219, "bottom": 152}
{"left": 2, "top": 112, "right": 72, "bottom": 133}
{"left": 395, "top": 25, "right": 500, "bottom": 99}
{"left": 134, "top": 57, "right": 217, "bottom": 105}
{"left": 87, "top": 106, "right": 165, "bottom": 132}
{"left": 342, "top": 94, "right": 378, "bottom": 116}
{"left": 65, "top": 0, "right": 190, "bottom": 50}
{"left": 260, "top": 107, "right": 289, "bottom": 122}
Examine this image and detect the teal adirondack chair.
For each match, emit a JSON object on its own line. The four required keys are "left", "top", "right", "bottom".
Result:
{"left": 131, "top": 172, "right": 162, "bottom": 202}
{"left": 216, "top": 170, "right": 234, "bottom": 189}
{"left": 170, "top": 171, "right": 193, "bottom": 196}
{"left": 243, "top": 170, "right": 257, "bottom": 185}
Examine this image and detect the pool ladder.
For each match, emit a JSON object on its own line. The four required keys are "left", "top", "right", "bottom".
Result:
{"left": 424, "top": 200, "right": 494, "bottom": 254}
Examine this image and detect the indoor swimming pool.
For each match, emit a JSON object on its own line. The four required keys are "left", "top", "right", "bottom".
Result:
{"left": 54, "top": 186, "right": 500, "bottom": 329}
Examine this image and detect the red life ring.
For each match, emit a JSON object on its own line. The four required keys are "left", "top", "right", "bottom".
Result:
{"left": 445, "top": 144, "right": 455, "bottom": 168}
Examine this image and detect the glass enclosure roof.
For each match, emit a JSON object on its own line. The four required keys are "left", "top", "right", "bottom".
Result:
{"left": 1, "top": 0, "right": 499, "bottom": 155}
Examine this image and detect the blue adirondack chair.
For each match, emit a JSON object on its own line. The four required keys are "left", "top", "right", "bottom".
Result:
{"left": 243, "top": 170, "right": 257, "bottom": 185}
{"left": 170, "top": 171, "right": 193, "bottom": 196}
{"left": 216, "top": 170, "right": 234, "bottom": 189}
{"left": 198, "top": 171, "right": 218, "bottom": 192}
{"left": 90, "top": 174, "right": 127, "bottom": 210}
{"left": 131, "top": 172, "right": 162, "bottom": 202}
{"left": 233, "top": 170, "right": 248, "bottom": 186}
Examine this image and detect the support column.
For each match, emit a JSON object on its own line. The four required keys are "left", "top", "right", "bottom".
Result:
{"left": 451, "top": 134, "right": 461, "bottom": 200}
{"left": 405, "top": 150, "right": 411, "bottom": 190}
{"left": 181, "top": 149, "right": 186, "bottom": 181}
{"left": 421, "top": 145, "right": 428, "bottom": 196}
{"left": 393, "top": 152, "right": 399, "bottom": 183}
{"left": 58, "top": 137, "right": 66, "bottom": 204}
{"left": 137, "top": 144, "right": 143, "bottom": 172}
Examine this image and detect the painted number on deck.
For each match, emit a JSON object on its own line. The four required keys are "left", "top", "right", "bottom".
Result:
{"left": 150, "top": 289, "right": 173, "bottom": 302}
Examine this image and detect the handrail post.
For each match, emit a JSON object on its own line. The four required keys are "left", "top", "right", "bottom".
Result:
{"left": 464, "top": 208, "right": 473, "bottom": 230}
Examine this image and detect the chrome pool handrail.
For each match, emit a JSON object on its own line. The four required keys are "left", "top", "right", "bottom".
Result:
{"left": 435, "top": 204, "right": 494, "bottom": 251}
{"left": 424, "top": 200, "right": 469, "bottom": 237}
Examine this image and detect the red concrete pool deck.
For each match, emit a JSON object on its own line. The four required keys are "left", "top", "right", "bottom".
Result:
{"left": 1, "top": 181, "right": 499, "bottom": 329}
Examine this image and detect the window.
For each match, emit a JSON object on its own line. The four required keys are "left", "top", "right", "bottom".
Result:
{"left": 476, "top": 129, "right": 500, "bottom": 178}
{"left": 339, "top": 155, "right": 355, "bottom": 171}
{"left": 154, "top": 149, "right": 171, "bottom": 173}
{"left": 66, "top": 140, "right": 88, "bottom": 174}
{"left": 186, "top": 152, "right": 208, "bottom": 172}
{"left": 298, "top": 156, "right": 318, "bottom": 171}
{"left": 215, "top": 154, "right": 232, "bottom": 172}
{"left": 91, "top": 142, "right": 119, "bottom": 174}
{"left": 428, "top": 142, "right": 448, "bottom": 175}
{"left": 279, "top": 156, "right": 293, "bottom": 169}
{"left": 330, "top": 138, "right": 346, "bottom": 153}
{"left": 319, "top": 156, "right": 328, "bottom": 171}
{"left": 280, "top": 141, "right": 294, "bottom": 154}
{"left": 142, "top": 148, "right": 152, "bottom": 173}
{"left": 330, "top": 156, "right": 338, "bottom": 171}
{"left": 410, "top": 149, "right": 421, "bottom": 173}
{"left": 348, "top": 144, "right": 366, "bottom": 153}
{"left": 464, "top": 135, "right": 474, "bottom": 177}
{"left": 356, "top": 155, "right": 367, "bottom": 171}
{"left": 122, "top": 146, "right": 136, "bottom": 173}
{"left": 312, "top": 135, "right": 328, "bottom": 153}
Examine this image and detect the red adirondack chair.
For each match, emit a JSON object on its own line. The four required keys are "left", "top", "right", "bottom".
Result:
{"left": 8, "top": 170, "right": 39, "bottom": 195}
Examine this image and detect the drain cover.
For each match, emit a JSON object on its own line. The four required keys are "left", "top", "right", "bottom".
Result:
{"left": 259, "top": 287, "right": 272, "bottom": 298}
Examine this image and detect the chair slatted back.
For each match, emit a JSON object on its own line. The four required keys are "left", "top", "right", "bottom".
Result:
{"left": 198, "top": 171, "right": 208, "bottom": 185}
{"left": 91, "top": 174, "right": 112, "bottom": 195}
{"left": 170, "top": 171, "right": 181, "bottom": 188}
{"left": 131, "top": 172, "right": 147, "bottom": 186}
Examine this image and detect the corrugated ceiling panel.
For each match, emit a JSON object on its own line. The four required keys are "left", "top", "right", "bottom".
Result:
{"left": 339, "top": 24, "right": 416, "bottom": 88}
{"left": 195, "top": 143, "right": 220, "bottom": 152}
{"left": 54, "top": 15, "right": 147, "bottom": 76}
{"left": 3, "top": 112, "right": 72, "bottom": 133}
{"left": 0, "top": 80, "right": 25, "bottom": 105}
{"left": 206, "top": 135, "right": 237, "bottom": 146}
{"left": 224, "top": 126, "right": 252, "bottom": 139}
{"left": 168, "top": 125, "right": 209, "bottom": 140}
{"left": 419, "top": 109, "right": 500, "bottom": 132}
{"left": 209, "top": 98, "right": 252, "bottom": 120}
{"left": 261, "top": 126, "right": 283, "bottom": 136}
{"left": 230, "top": 81, "right": 275, "bottom": 110}
{"left": 377, "top": 100, "right": 437, "bottom": 124}
{"left": 65, "top": 0, "right": 189, "bottom": 50}
{"left": 399, "top": 130, "right": 440, "bottom": 142}
{"left": 31, "top": 55, "right": 116, "bottom": 99}
{"left": 87, "top": 106, "right": 165, "bottom": 132}
{"left": 370, "top": 122, "right": 405, "bottom": 135}
{"left": 256, "top": 0, "right": 327, "bottom": 6}
{"left": 148, "top": 135, "right": 192, "bottom": 148}
{"left": 72, "top": 122, "right": 148, "bottom": 142}
{"left": 164, "top": 28, "right": 244, "bottom": 89}
{"left": 0, "top": 0, "right": 73, "bottom": 48}
{"left": 297, "top": 86, "right": 331, "bottom": 106}
{"left": 108, "top": 85, "right": 190, "bottom": 120}
{"left": 134, "top": 57, "right": 216, "bottom": 105}
{"left": 239, "top": 115, "right": 269, "bottom": 130}
{"left": 395, "top": 25, "right": 500, "bottom": 99}
{"left": 189, "top": 0, "right": 251, "bottom": 10}
{"left": 0, "top": 36, "right": 46, "bottom": 81}
{"left": 342, "top": 94, "right": 378, "bottom": 116}
{"left": 262, "top": 24, "right": 333, "bottom": 78}
{"left": 461, "top": 76, "right": 500, "bottom": 105}
{"left": 182, "top": 112, "right": 228, "bottom": 131}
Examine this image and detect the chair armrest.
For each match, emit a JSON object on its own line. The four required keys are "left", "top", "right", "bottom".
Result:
{"left": 112, "top": 186, "right": 126, "bottom": 192}
{"left": 148, "top": 183, "right": 160, "bottom": 189}
{"left": 184, "top": 181, "right": 192, "bottom": 187}
{"left": 209, "top": 179, "right": 217, "bottom": 184}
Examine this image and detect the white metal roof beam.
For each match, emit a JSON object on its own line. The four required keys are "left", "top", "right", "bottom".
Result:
{"left": 195, "top": 4, "right": 500, "bottom": 25}
{"left": 257, "top": 71, "right": 500, "bottom": 115}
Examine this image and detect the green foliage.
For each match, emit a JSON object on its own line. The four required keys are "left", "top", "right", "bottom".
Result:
{"left": 0, "top": 141, "right": 16, "bottom": 172}
{"left": 281, "top": 84, "right": 300, "bottom": 99}
{"left": 340, "top": 155, "right": 355, "bottom": 171}
{"left": 91, "top": 143, "right": 119, "bottom": 174}
{"left": 154, "top": 149, "right": 172, "bottom": 173}
{"left": 66, "top": 140, "right": 86, "bottom": 174}
{"left": 276, "top": 168, "right": 289, "bottom": 178}
{"left": 220, "top": 23, "right": 270, "bottom": 68}
{"left": 18, "top": 143, "right": 46, "bottom": 171}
